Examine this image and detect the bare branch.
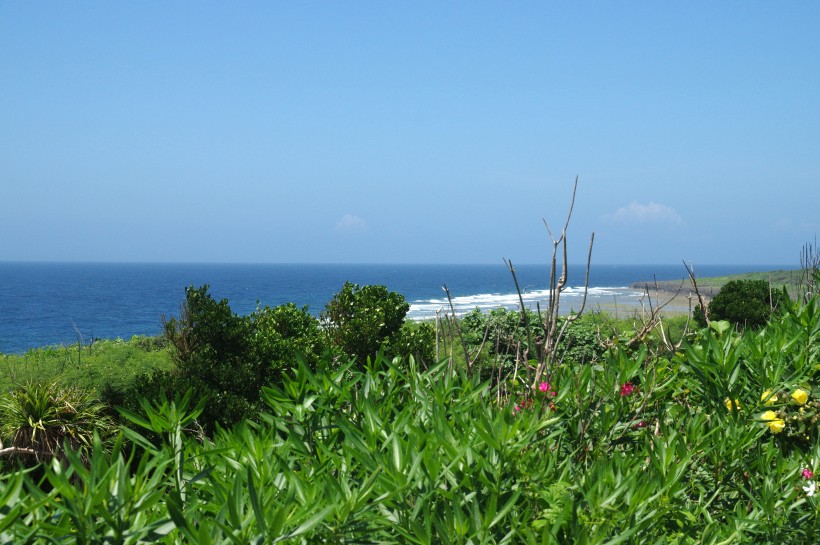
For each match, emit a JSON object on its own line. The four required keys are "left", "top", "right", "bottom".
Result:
{"left": 683, "top": 260, "right": 709, "bottom": 327}
{"left": 532, "top": 177, "right": 592, "bottom": 387}
{"left": 505, "top": 258, "right": 535, "bottom": 361}
{"left": 0, "top": 446, "right": 38, "bottom": 458}
{"left": 561, "top": 175, "right": 579, "bottom": 235}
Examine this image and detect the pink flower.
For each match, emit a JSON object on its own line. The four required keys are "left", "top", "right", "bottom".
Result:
{"left": 620, "top": 382, "right": 635, "bottom": 397}
{"left": 539, "top": 382, "right": 550, "bottom": 393}
{"left": 803, "top": 468, "right": 814, "bottom": 480}
{"left": 551, "top": 390, "right": 557, "bottom": 397}
{"left": 633, "top": 421, "right": 647, "bottom": 429}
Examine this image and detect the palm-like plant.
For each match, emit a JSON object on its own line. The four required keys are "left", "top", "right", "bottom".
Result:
{"left": 0, "top": 382, "right": 114, "bottom": 464}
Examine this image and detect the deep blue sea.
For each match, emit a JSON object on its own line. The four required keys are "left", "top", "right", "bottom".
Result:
{"left": 0, "top": 263, "right": 789, "bottom": 354}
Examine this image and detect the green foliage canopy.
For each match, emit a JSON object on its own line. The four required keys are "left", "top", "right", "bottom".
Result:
{"left": 156, "top": 285, "right": 327, "bottom": 433}
{"left": 321, "top": 281, "right": 410, "bottom": 364}
{"left": 695, "top": 279, "right": 789, "bottom": 330}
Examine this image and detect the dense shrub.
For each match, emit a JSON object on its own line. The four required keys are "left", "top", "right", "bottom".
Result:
{"left": 385, "top": 321, "right": 436, "bottom": 367}
{"left": 461, "top": 307, "right": 539, "bottom": 358}
{"left": 695, "top": 279, "right": 789, "bottom": 330}
{"left": 159, "top": 285, "right": 258, "bottom": 432}
{"left": 250, "top": 302, "right": 326, "bottom": 374}
{"left": 459, "top": 307, "right": 609, "bottom": 368}
{"left": 321, "top": 282, "right": 410, "bottom": 364}
{"left": 141, "top": 286, "right": 328, "bottom": 433}
{"left": 558, "top": 314, "right": 607, "bottom": 363}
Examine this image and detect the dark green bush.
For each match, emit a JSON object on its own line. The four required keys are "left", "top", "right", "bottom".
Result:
{"left": 160, "top": 285, "right": 258, "bottom": 432}
{"left": 459, "top": 307, "right": 608, "bottom": 367}
{"left": 694, "top": 279, "right": 788, "bottom": 330}
{"left": 386, "top": 321, "right": 436, "bottom": 367}
{"left": 558, "top": 313, "right": 610, "bottom": 364}
{"left": 321, "top": 282, "right": 410, "bottom": 364}
{"left": 134, "top": 286, "right": 328, "bottom": 434}
{"left": 250, "top": 302, "right": 326, "bottom": 374}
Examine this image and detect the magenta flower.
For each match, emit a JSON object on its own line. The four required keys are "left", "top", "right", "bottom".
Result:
{"left": 620, "top": 382, "right": 635, "bottom": 397}
{"left": 539, "top": 382, "right": 550, "bottom": 393}
{"left": 803, "top": 468, "right": 814, "bottom": 480}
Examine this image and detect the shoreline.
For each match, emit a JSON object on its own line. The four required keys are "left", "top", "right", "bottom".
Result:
{"left": 591, "top": 291, "right": 703, "bottom": 318}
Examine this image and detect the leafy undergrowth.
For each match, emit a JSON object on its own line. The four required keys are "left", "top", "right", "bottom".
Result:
{"left": 0, "top": 298, "right": 818, "bottom": 544}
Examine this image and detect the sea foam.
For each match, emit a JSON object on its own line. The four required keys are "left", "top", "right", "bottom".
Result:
{"left": 407, "top": 286, "right": 645, "bottom": 320}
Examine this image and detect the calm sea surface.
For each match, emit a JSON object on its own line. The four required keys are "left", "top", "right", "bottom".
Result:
{"left": 0, "top": 263, "right": 787, "bottom": 354}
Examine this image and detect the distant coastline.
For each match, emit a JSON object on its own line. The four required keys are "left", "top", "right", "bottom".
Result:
{"left": 0, "top": 263, "right": 796, "bottom": 354}
{"left": 629, "top": 268, "right": 802, "bottom": 297}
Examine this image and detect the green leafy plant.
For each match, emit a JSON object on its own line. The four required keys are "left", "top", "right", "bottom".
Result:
{"left": 386, "top": 321, "right": 436, "bottom": 367}
{"left": 250, "top": 301, "right": 327, "bottom": 375}
{"left": 321, "top": 281, "right": 410, "bottom": 364}
{"left": 0, "top": 381, "right": 114, "bottom": 465}
{"left": 695, "top": 279, "right": 789, "bottom": 330}
{"left": 150, "top": 286, "right": 330, "bottom": 434}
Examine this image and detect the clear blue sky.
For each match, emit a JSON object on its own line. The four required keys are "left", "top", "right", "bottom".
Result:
{"left": 1, "top": 2, "right": 817, "bottom": 265}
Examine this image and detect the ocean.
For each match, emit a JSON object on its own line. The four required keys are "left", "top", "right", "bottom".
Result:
{"left": 0, "top": 262, "right": 787, "bottom": 354}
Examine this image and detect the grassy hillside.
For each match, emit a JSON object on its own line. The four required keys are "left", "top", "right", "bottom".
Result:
{"left": 0, "top": 336, "right": 173, "bottom": 395}
{"left": 632, "top": 268, "right": 803, "bottom": 298}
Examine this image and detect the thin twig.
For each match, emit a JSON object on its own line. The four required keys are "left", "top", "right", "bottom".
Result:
{"left": 443, "top": 285, "right": 471, "bottom": 374}
{"left": 683, "top": 260, "right": 709, "bottom": 327}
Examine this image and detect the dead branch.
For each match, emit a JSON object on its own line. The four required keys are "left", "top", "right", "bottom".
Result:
{"left": 625, "top": 278, "right": 684, "bottom": 348}
{"left": 683, "top": 260, "right": 709, "bottom": 327}
{"left": 0, "top": 446, "right": 38, "bottom": 458}
{"left": 532, "top": 177, "right": 594, "bottom": 387}
{"left": 442, "top": 284, "right": 492, "bottom": 376}
{"left": 505, "top": 258, "right": 535, "bottom": 352}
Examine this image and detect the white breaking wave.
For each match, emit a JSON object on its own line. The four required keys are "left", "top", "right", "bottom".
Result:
{"left": 408, "top": 286, "right": 645, "bottom": 320}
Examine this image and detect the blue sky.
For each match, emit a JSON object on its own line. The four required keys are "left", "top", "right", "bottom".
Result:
{"left": 1, "top": 2, "right": 817, "bottom": 265}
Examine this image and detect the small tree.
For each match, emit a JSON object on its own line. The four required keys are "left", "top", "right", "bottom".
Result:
{"left": 322, "top": 282, "right": 410, "bottom": 364}
{"left": 158, "top": 286, "right": 327, "bottom": 433}
{"left": 161, "top": 285, "right": 257, "bottom": 432}
{"left": 251, "top": 302, "right": 326, "bottom": 375}
{"left": 386, "top": 322, "right": 437, "bottom": 368}
{"left": 694, "top": 279, "right": 787, "bottom": 330}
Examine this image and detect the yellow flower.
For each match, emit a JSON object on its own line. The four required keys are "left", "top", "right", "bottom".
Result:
{"left": 761, "top": 389, "right": 778, "bottom": 406}
{"left": 724, "top": 398, "right": 741, "bottom": 411}
{"left": 791, "top": 388, "right": 809, "bottom": 405}
{"left": 761, "top": 410, "right": 785, "bottom": 433}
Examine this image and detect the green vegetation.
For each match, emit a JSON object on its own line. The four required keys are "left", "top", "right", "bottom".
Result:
{"left": 321, "top": 281, "right": 411, "bottom": 364}
{"left": 1, "top": 266, "right": 818, "bottom": 543}
{"left": 135, "top": 285, "right": 330, "bottom": 434}
{"left": 0, "top": 336, "right": 173, "bottom": 396}
{"left": 0, "top": 381, "right": 114, "bottom": 467}
{"left": 645, "top": 269, "right": 803, "bottom": 299}
{"left": 0, "top": 294, "right": 817, "bottom": 543}
{"left": 695, "top": 279, "right": 790, "bottom": 330}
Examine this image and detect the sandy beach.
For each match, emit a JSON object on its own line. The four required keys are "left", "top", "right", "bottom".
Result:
{"left": 590, "top": 287, "right": 707, "bottom": 318}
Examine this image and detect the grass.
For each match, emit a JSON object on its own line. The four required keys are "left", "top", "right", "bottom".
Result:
{"left": 640, "top": 268, "right": 803, "bottom": 298}
{"left": 0, "top": 336, "right": 174, "bottom": 396}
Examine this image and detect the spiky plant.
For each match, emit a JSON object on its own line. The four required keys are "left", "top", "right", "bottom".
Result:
{"left": 0, "top": 381, "right": 114, "bottom": 464}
